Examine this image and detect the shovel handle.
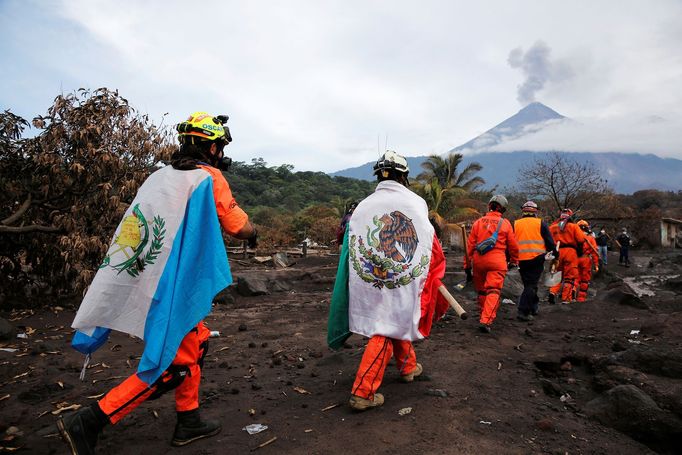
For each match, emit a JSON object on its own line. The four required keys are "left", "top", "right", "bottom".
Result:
{"left": 438, "top": 285, "right": 468, "bottom": 320}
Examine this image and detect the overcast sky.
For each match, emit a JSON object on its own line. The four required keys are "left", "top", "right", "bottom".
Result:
{"left": 1, "top": 0, "right": 681, "bottom": 171}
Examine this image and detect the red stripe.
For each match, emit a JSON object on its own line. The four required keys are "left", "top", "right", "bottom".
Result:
{"left": 418, "top": 234, "right": 447, "bottom": 337}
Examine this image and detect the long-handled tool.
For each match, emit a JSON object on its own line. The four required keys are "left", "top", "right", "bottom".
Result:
{"left": 438, "top": 285, "right": 468, "bottom": 320}
{"left": 453, "top": 223, "right": 470, "bottom": 291}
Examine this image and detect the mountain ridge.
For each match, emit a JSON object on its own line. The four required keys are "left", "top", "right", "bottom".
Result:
{"left": 329, "top": 103, "right": 682, "bottom": 193}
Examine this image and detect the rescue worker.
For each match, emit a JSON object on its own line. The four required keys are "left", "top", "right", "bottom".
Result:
{"left": 576, "top": 220, "right": 599, "bottom": 302}
{"left": 616, "top": 228, "right": 631, "bottom": 267}
{"left": 343, "top": 151, "right": 446, "bottom": 410}
{"left": 548, "top": 209, "right": 587, "bottom": 304}
{"left": 464, "top": 195, "right": 519, "bottom": 333}
{"left": 513, "top": 201, "right": 556, "bottom": 321}
{"left": 58, "top": 112, "right": 257, "bottom": 454}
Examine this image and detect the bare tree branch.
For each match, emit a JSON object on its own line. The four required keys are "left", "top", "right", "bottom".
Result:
{"left": 518, "top": 152, "right": 609, "bottom": 212}
{"left": 0, "top": 224, "right": 61, "bottom": 234}
{"left": 1, "top": 194, "right": 32, "bottom": 226}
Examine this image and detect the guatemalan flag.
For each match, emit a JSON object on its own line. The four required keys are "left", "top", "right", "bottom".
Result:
{"left": 71, "top": 165, "right": 232, "bottom": 384}
{"left": 327, "top": 180, "right": 448, "bottom": 349}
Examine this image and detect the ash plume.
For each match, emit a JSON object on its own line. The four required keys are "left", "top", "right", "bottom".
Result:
{"left": 508, "top": 41, "right": 573, "bottom": 105}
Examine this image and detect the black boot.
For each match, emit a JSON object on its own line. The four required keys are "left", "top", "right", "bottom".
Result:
{"left": 172, "top": 409, "right": 221, "bottom": 446}
{"left": 57, "top": 403, "right": 108, "bottom": 455}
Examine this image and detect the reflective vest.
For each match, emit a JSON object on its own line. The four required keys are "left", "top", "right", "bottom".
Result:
{"left": 514, "top": 216, "right": 545, "bottom": 261}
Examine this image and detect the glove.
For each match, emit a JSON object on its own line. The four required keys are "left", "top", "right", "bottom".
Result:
{"left": 247, "top": 229, "right": 258, "bottom": 249}
{"left": 595, "top": 264, "right": 600, "bottom": 273}
{"left": 464, "top": 268, "right": 473, "bottom": 283}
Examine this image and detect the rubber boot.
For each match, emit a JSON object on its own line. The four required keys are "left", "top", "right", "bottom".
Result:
{"left": 171, "top": 409, "right": 221, "bottom": 447}
{"left": 57, "top": 403, "right": 108, "bottom": 455}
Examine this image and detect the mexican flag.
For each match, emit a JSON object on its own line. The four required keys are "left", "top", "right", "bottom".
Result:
{"left": 71, "top": 166, "right": 232, "bottom": 384}
{"left": 327, "top": 180, "right": 448, "bottom": 349}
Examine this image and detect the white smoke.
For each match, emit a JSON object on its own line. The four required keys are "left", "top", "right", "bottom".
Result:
{"left": 508, "top": 41, "right": 574, "bottom": 105}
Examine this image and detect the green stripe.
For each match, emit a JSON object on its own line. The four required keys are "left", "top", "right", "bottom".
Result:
{"left": 327, "top": 229, "right": 351, "bottom": 350}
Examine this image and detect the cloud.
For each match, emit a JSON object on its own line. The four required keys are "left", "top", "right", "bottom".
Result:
{"left": 508, "top": 41, "right": 575, "bottom": 105}
{"left": 1, "top": 1, "right": 682, "bottom": 170}
{"left": 490, "top": 115, "right": 682, "bottom": 158}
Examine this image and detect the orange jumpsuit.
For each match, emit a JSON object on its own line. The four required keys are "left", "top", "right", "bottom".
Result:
{"left": 351, "top": 235, "right": 447, "bottom": 400}
{"left": 549, "top": 221, "right": 586, "bottom": 303}
{"left": 351, "top": 337, "right": 417, "bottom": 400}
{"left": 577, "top": 235, "right": 598, "bottom": 302}
{"left": 97, "top": 164, "right": 249, "bottom": 424}
{"left": 464, "top": 211, "right": 519, "bottom": 326}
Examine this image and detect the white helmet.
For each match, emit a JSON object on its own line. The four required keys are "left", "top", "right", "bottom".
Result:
{"left": 521, "top": 200, "right": 538, "bottom": 213}
{"left": 489, "top": 194, "right": 508, "bottom": 209}
{"left": 373, "top": 150, "right": 409, "bottom": 176}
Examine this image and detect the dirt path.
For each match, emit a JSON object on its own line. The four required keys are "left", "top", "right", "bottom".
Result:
{"left": 1, "top": 251, "right": 680, "bottom": 454}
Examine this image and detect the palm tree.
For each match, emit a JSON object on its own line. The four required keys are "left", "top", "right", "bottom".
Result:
{"left": 416, "top": 153, "right": 485, "bottom": 192}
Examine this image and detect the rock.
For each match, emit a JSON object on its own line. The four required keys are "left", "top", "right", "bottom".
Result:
{"left": 0, "top": 317, "right": 16, "bottom": 341}
{"left": 664, "top": 277, "right": 682, "bottom": 294}
{"left": 238, "top": 324, "right": 248, "bottom": 332}
{"left": 213, "top": 289, "right": 236, "bottom": 305}
{"left": 536, "top": 418, "right": 554, "bottom": 432}
{"left": 597, "top": 283, "right": 648, "bottom": 309}
{"left": 236, "top": 277, "right": 270, "bottom": 296}
{"left": 585, "top": 385, "right": 682, "bottom": 449}
{"left": 610, "top": 346, "right": 682, "bottom": 379}
{"left": 269, "top": 279, "right": 292, "bottom": 292}
{"left": 639, "top": 315, "right": 669, "bottom": 336}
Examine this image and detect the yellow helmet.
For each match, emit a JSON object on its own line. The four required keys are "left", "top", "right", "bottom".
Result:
{"left": 176, "top": 112, "right": 232, "bottom": 144}
{"left": 577, "top": 219, "right": 589, "bottom": 229}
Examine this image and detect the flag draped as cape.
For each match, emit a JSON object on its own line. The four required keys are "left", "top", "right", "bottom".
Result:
{"left": 72, "top": 166, "right": 231, "bottom": 384}
{"left": 327, "top": 180, "right": 447, "bottom": 349}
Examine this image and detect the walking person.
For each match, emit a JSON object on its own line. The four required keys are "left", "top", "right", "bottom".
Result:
{"left": 596, "top": 227, "right": 610, "bottom": 266}
{"left": 576, "top": 220, "right": 599, "bottom": 302}
{"left": 58, "top": 112, "right": 257, "bottom": 454}
{"left": 548, "top": 209, "right": 587, "bottom": 304}
{"left": 327, "top": 151, "right": 448, "bottom": 410}
{"left": 513, "top": 201, "right": 556, "bottom": 321}
{"left": 464, "top": 195, "right": 519, "bottom": 333}
{"left": 616, "top": 228, "right": 631, "bottom": 267}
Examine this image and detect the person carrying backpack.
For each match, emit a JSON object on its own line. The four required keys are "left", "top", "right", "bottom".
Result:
{"left": 464, "top": 195, "right": 519, "bottom": 333}
{"left": 548, "top": 209, "right": 587, "bottom": 304}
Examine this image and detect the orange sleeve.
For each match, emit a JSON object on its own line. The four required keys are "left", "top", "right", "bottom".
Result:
{"left": 198, "top": 165, "right": 249, "bottom": 236}
{"left": 505, "top": 220, "right": 520, "bottom": 263}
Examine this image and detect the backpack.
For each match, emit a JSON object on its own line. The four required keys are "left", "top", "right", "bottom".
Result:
{"left": 475, "top": 218, "right": 504, "bottom": 255}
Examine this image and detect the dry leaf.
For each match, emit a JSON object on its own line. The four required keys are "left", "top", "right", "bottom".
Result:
{"left": 0, "top": 394, "right": 10, "bottom": 402}
{"left": 293, "top": 387, "right": 310, "bottom": 395}
{"left": 86, "top": 393, "right": 105, "bottom": 399}
{"left": 57, "top": 381, "right": 64, "bottom": 389}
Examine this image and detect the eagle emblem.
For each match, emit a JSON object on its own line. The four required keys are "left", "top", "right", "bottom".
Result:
{"left": 350, "top": 211, "right": 429, "bottom": 289}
